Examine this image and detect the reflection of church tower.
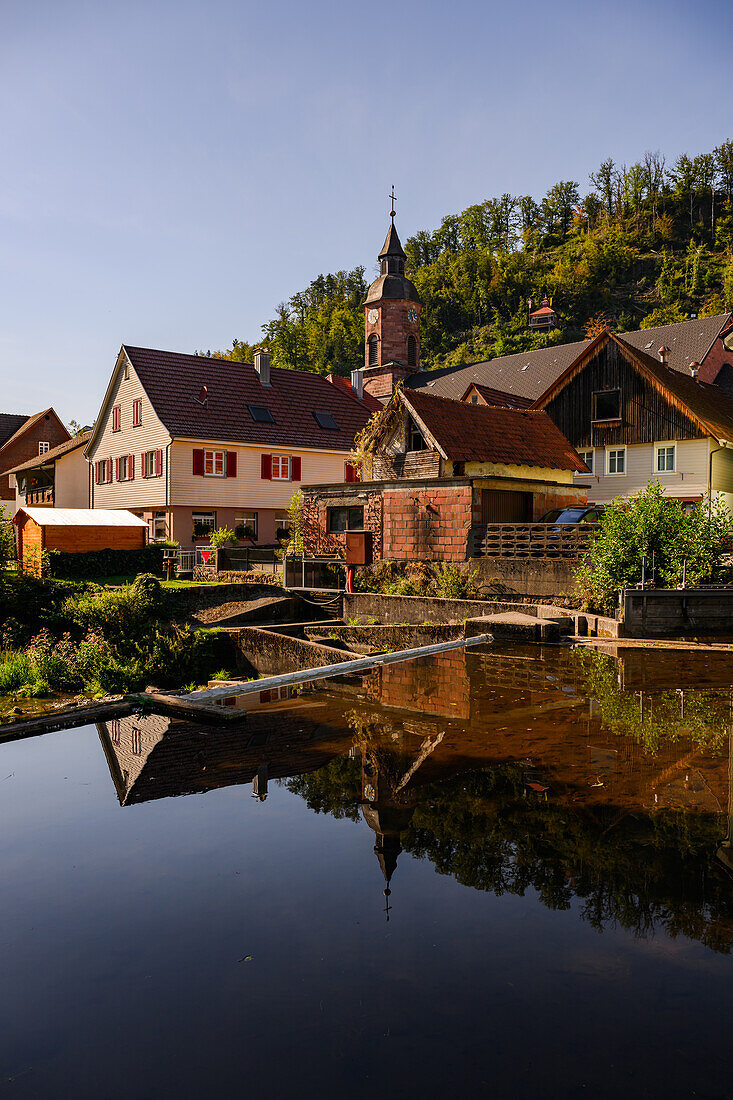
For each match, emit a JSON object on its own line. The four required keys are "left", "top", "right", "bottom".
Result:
{"left": 362, "top": 190, "right": 422, "bottom": 402}
{"left": 359, "top": 738, "right": 416, "bottom": 918}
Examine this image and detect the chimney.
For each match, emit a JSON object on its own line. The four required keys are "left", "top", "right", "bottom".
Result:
{"left": 658, "top": 345, "right": 670, "bottom": 367}
{"left": 689, "top": 360, "right": 700, "bottom": 379}
{"left": 254, "top": 348, "right": 271, "bottom": 386}
{"left": 351, "top": 369, "right": 364, "bottom": 399}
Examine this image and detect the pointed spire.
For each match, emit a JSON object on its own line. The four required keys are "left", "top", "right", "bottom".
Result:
{"left": 379, "top": 221, "right": 407, "bottom": 263}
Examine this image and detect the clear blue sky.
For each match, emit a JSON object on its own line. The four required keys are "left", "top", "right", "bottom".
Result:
{"left": 2, "top": 0, "right": 732, "bottom": 425}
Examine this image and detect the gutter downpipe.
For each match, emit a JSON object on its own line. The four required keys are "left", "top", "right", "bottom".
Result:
{"left": 165, "top": 439, "right": 173, "bottom": 544}
{"left": 708, "top": 439, "right": 729, "bottom": 521}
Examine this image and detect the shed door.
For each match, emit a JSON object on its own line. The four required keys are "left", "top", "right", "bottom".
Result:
{"left": 480, "top": 489, "right": 532, "bottom": 523}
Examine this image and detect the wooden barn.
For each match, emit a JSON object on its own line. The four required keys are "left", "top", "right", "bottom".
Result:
{"left": 13, "top": 508, "right": 148, "bottom": 574}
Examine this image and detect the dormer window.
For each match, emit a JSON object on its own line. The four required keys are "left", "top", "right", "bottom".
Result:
{"left": 592, "top": 389, "right": 621, "bottom": 422}
{"left": 368, "top": 334, "right": 379, "bottom": 367}
{"left": 408, "top": 418, "right": 426, "bottom": 451}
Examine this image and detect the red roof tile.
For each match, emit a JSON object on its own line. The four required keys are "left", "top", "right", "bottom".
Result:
{"left": 123, "top": 346, "right": 373, "bottom": 452}
{"left": 402, "top": 389, "right": 587, "bottom": 471}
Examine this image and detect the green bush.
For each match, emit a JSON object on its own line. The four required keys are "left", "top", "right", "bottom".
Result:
{"left": 575, "top": 482, "right": 733, "bottom": 612}
{"left": 45, "top": 545, "right": 170, "bottom": 580}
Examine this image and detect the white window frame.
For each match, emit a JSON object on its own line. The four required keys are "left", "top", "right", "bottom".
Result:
{"left": 151, "top": 511, "right": 168, "bottom": 540}
{"left": 578, "top": 449, "right": 594, "bottom": 474}
{"left": 271, "top": 455, "right": 291, "bottom": 480}
{"left": 192, "top": 512, "right": 216, "bottom": 539}
{"left": 203, "top": 449, "right": 225, "bottom": 477}
{"left": 38, "top": 441, "right": 50, "bottom": 455}
{"left": 118, "top": 455, "right": 130, "bottom": 481}
{"left": 235, "top": 513, "right": 258, "bottom": 540}
{"left": 606, "top": 446, "right": 626, "bottom": 476}
{"left": 97, "top": 460, "right": 112, "bottom": 485}
{"left": 132, "top": 398, "right": 142, "bottom": 427}
{"left": 143, "top": 450, "right": 156, "bottom": 477}
{"left": 654, "top": 442, "right": 676, "bottom": 473}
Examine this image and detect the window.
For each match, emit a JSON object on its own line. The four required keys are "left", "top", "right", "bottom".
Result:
{"left": 235, "top": 513, "right": 258, "bottom": 541}
{"left": 38, "top": 441, "right": 50, "bottom": 455}
{"left": 407, "top": 334, "right": 417, "bottom": 367}
{"left": 606, "top": 447, "right": 626, "bottom": 475}
{"left": 274, "top": 513, "right": 290, "bottom": 540}
{"left": 204, "top": 450, "right": 225, "bottom": 476}
{"left": 368, "top": 334, "right": 378, "bottom": 367}
{"left": 272, "top": 455, "right": 290, "bottom": 480}
{"left": 96, "top": 459, "right": 113, "bottom": 484}
{"left": 248, "top": 405, "right": 274, "bottom": 423}
{"left": 117, "top": 455, "right": 134, "bottom": 481}
{"left": 471, "top": 394, "right": 479, "bottom": 404}
{"left": 192, "top": 512, "right": 216, "bottom": 539}
{"left": 578, "top": 449, "right": 594, "bottom": 473}
{"left": 313, "top": 410, "right": 338, "bottom": 430}
{"left": 408, "top": 418, "right": 426, "bottom": 451}
{"left": 593, "top": 389, "right": 621, "bottom": 422}
{"left": 151, "top": 512, "right": 168, "bottom": 540}
{"left": 112, "top": 405, "right": 121, "bottom": 432}
{"left": 143, "top": 449, "right": 162, "bottom": 477}
{"left": 132, "top": 399, "right": 142, "bottom": 427}
{"left": 328, "top": 505, "right": 364, "bottom": 532}
{"left": 655, "top": 443, "right": 675, "bottom": 472}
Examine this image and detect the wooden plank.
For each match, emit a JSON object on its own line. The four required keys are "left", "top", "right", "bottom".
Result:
{"left": 0, "top": 700, "right": 132, "bottom": 744}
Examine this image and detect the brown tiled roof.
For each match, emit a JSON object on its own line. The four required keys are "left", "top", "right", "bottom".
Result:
{"left": 460, "top": 382, "right": 533, "bottom": 408}
{"left": 0, "top": 413, "right": 29, "bottom": 448}
{"left": 402, "top": 389, "right": 588, "bottom": 471}
{"left": 534, "top": 332, "right": 733, "bottom": 442}
{"left": 406, "top": 313, "right": 732, "bottom": 402}
{"left": 123, "top": 346, "right": 373, "bottom": 451}
{"left": 327, "top": 374, "right": 384, "bottom": 412}
{"left": 5, "top": 431, "right": 92, "bottom": 476}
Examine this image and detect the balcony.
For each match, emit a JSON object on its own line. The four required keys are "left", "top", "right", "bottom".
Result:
{"left": 25, "top": 487, "right": 54, "bottom": 506}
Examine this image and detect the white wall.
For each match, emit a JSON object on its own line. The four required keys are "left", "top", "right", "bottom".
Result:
{"left": 574, "top": 438, "right": 717, "bottom": 504}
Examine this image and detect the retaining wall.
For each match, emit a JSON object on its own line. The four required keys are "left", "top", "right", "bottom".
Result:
{"left": 465, "top": 557, "right": 580, "bottom": 597}
{"left": 343, "top": 592, "right": 520, "bottom": 625}
{"left": 622, "top": 588, "right": 733, "bottom": 637}
{"left": 231, "top": 626, "right": 359, "bottom": 677}
{"left": 305, "top": 623, "right": 462, "bottom": 650}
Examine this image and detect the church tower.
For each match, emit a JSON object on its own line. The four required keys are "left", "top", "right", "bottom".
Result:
{"left": 362, "top": 191, "right": 422, "bottom": 401}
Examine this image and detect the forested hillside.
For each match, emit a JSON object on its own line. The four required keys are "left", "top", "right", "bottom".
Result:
{"left": 210, "top": 140, "right": 733, "bottom": 374}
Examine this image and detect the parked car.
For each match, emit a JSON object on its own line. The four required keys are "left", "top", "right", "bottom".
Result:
{"left": 539, "top": 505, "right": 605, "bottom": 525}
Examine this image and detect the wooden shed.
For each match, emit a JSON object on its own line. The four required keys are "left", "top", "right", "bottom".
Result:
{"left": 13, "top": 508, "right": 148, "bottom": 574}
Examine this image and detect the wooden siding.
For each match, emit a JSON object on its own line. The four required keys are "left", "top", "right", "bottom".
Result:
{"left": 545, "top": 342, "right": 705, "bottom": 449}
{"left": 573, "top": 438, "right": 713, "bottom": 503}
{"left": 88, "top": 351, "right": 170, "bottom": 509}
{"left": 373, "top": 449, "right": 442, "bottom": 480}
{"left": 43, "top": 526, "right": 145, "bottom": 552}
{"left": 169, "top": 441, "right": 353, "bottom": 509}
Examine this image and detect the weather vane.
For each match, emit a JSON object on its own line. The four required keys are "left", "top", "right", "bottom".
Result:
{"left": 389, "top": 185, "right": 396, "bottom": 221}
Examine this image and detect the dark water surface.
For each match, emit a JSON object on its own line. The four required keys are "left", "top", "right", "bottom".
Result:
{"left": 1, "top": 644, "right": 732, "bottom": 1099}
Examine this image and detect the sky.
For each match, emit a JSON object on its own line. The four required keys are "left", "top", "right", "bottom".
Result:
{"left": 1, "top": 0, "right": 732, "bottom": 426}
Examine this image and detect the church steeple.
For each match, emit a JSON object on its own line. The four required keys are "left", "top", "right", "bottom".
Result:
{"left": 362, "top": 190, "right": 422, "bottom": 400}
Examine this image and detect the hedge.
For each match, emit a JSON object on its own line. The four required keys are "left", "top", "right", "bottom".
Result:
{"left": 45, "top": 545, "right": 169, "bottom": 579}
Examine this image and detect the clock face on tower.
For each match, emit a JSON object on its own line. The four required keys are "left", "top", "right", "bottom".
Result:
{"left": 368, "top": 309, "right": 379, "bottom": 324}
{"left": 407, "top": 307, "right": 417, "bottom": 323}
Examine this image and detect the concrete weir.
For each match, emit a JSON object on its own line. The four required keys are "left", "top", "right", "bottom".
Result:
{"left": 175, "top": 633, "right": 494, "bottom": 709}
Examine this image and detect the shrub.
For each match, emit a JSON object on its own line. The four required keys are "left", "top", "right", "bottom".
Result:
{"left": 575, "top": 482, "right": 733, "bottom": 612}
{"left": 208, "top": 527, "right": 236, "bottom": 549}
{"left": 45, "top": 545, "right": 168, "bottom": 580}
{"left": 431, "top": 562, "right": 479, "bottom": 600}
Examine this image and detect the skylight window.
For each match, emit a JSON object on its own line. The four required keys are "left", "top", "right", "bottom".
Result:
{"left": 248, "top": 405, "right": 275, "bottom": 423}
{"left": 645, "top": 341, "right": 654, "bottom": 350}
{"left": 521, "top": 363, "right": 530, "bottom": 371}
{"left": 313, "top": 410, "right": 338, "bottom": 430}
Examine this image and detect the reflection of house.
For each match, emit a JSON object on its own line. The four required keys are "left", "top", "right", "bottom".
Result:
{"left": 533, "top": 330, "right": 733, "bottom": 509}
{"left": 0, "top": 408, "right": 70, "bottom": 512}
{"left": 302, "top": 386, "right": 588, "bottom": 562}
{"left": 7, "top": 430, "right": 92, "bottom": 511}
{"left": 85, "top": 346, "right": 377, "bottom": 547}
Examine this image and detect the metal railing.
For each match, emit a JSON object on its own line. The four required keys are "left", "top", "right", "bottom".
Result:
{"left": 469, "top": 522, "right": 599, "bottom": 559}
{"left": 284, "top": 556, "right": 345, "bottom": 590}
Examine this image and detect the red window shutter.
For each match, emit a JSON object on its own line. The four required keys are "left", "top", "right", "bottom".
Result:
{"left": 291, "top": 456, "right": 301, "bottom": 481}
{"left": 95, "top": 461, "right": 100, "bottom": 484}
{"left": 141, "top": 452, "right": 147, "bottom": 478}
{"left": 345, "top": 462, "right": 358, "bottom": 483}
{"left": 155, "top": 449, "right": 162, "bottom": 477}
{"left": 128, "top": 454, "right": 134, "bottom": 480}
{"left": 226, "top": 451, "right": 237, "bottom": 478}
{"left": 192, "top": 448, "right": 204, "bottom": 475}
{"left": 106, "top": 457, "right": 112, "bottom": 482}
{"left": 115, "top": 457, "right": 120, "bottom": 481}
{"left": 261, "top": 454, "right": 272, "bottom": 480}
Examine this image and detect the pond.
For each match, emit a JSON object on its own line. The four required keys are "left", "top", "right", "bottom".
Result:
{"left": 1, "top": 644, "right": 732, "bottom": 1098}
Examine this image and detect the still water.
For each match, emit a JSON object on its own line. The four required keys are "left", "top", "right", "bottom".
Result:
{"left": 1, "top": 644, "right": 732, "bottom": 1099}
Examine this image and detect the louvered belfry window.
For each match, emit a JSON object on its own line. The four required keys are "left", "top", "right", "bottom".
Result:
{"left": 368, "top": 334, "right": 378, "bottom": 367}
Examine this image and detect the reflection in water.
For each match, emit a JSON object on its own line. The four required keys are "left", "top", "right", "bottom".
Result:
{"left": 97, "top": 643, "right": 733, "bottom": 951}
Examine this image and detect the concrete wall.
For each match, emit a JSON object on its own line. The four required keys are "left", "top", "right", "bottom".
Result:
{"left": 343, "top": 592, "right": 523, "bottom": 624}
{"left": 623, "top": 588, "right": 733, "bottom": 637}
{"left": 305, "top": 623, "right": 462, "bottom": 649}
{"left": 232, "top": 626, "right": 356, "bottom": 677}
{"left": 467, "top": 556, "right": 580, "bottom": 597}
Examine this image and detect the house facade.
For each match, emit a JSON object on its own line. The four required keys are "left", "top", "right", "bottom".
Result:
{"left": 302, "top": 388, "right": 588, "bottom": 563}
{"left": 0, "top": 409, "right": 70, "bottom": 511}
{"left": 8, "top": 431, "right": 92, "bottom": 511}
{"left": 533, "top": 332, "right": 733, "bottom": 510}
{"left": 85, "top": 345, "right": 374, "bottom": 547}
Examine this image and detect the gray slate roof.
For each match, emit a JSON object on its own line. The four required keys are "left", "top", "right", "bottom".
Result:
{"left": 0, "top": 413, "right": 29, "bottom": 448}
{"left": 407, "top": 314, "right": 732, "bottom": 402}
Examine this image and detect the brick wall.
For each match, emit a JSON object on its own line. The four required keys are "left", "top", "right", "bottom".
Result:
{"left": 0, "top": 412, "right": 69, "bottom": 501}
{"left": 303, "top": 489, "right": 383, "bottom": 558}
{"left": 367, "top": 650, "right": 471, "bottom": 720}
{"left": 382, "top": 483, "right": 473, "bottom": 561}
